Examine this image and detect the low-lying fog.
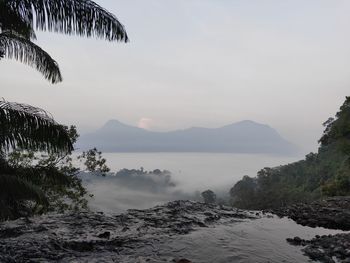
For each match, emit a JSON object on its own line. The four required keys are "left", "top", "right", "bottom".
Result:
{"left": 78, "top": 153, "right": 302, "bottom": 213}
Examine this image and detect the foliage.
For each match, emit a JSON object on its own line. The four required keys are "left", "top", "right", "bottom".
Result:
{"left": 78, "top": 148, "right": 110, "bottom": 175}
{"left": 2, "top": 0, "right": 129, "bottom": 42}
{"left": 201, "top": 189, "right": 217, "bottom": 204}
{"left": 0, "top": 0, "right": 128, "bottom": 220}
{"left": 111, "top": 168, "right": 176, "bottom": 192}
{"left": 0, "top": 99, "right": 74, "bottom": 219}
{"left": 0, "top": 31, "right": 62, "bottom": 83}
{"left": 1, "top": 126, "right": 111, "bottom": 220}
{"left": 0, "top": 0, "right": 128, "bottom": 83}
{"left": 0, "top": 99, "right": 73, "bottom": 154}
{"left": 319, "top": 97, "right": 350, "bottom": 154}
{"left": 230, "top": 97, "right": 350, "bottom": 209}
{"left": 0, "top": 126, "right": 85, "bottom": 219}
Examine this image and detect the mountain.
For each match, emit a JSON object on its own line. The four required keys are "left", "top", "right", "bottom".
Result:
{"left": 76, "top": 120, "right": 298, "bottom": 155}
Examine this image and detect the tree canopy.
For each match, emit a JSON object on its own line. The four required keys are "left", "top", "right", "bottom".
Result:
{"left": 230, "top": 97, "right": 350, "bottom": 209}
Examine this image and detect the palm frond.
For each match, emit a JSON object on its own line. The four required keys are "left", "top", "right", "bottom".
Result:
{"left": 0, "top": 32, "right": 62, "bottom": 83}
{"left": 0, "top": 173, "right": 48, "bottom": 204}
{"left": 6, "top": 0, "right": 128, "bottom": 42}
{"left": 0, "top": 99, "right": 73, "bottom": 154}
{"left": 0, "top": 1, "right": 36, "bottom": 40}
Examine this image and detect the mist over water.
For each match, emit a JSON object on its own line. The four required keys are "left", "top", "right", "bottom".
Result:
{"left": 102, "top": 153, "right": 302, "bottom": 192}
{"left": 80, "top": 153, "right": 303, "bottom": 213}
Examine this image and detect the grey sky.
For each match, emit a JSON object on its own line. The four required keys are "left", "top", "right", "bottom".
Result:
{"left": 1, "top": 0, "right": 350, "bottom": 154}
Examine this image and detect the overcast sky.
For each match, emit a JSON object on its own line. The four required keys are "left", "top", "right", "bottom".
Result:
{"left": 1, "top": 0, "right": 350, "bottom": 154}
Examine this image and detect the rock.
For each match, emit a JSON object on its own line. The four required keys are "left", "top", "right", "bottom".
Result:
{"left": 286, "top": 236, "right": 302, "bottom": 245}
{"left": 175, "top": 259, "right": 192, "bottom": 263}
{"left": 287, "top": 232, "right": 350, "bottom": 263}
{"left": 97, "top": 231, "right": 111, "bottom": 239}
{"left": 303, "top": 247, "right": 325, "bottom": 260}
{"left": 0, "top": 200, "right": 257, "bottom": 262}
{"left": 273, "top": 196, "right": 350, "bottom": 230}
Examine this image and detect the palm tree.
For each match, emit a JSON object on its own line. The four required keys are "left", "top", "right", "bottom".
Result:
{"left": 0, "top": 0, "right": 128, "bottom": 219}
{"left": 0, "top": 0, "right": 128, "bottom": 83}
{"left": 0, "top": 0, "right": 128, "bottom": 152}
{"left": 0, "top": 99, "right": 74, "bottom": 153}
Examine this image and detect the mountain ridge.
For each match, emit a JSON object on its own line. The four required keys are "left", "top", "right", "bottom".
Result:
{"left": 77, "top": 120, "right": 298, "bottom": 155}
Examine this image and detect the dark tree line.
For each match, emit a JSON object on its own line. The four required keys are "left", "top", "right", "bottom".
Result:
{"left": 230, "top": 97, "right": 350, "bottom": 209}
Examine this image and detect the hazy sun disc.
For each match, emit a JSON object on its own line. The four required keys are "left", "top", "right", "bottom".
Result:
{"left": 138, "top": 118, "right": 154, "bottom": 130}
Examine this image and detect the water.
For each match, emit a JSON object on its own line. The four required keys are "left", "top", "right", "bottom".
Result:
{"left": 101, "top": 152, "right": 301, "bottom": 192}
{"left": 76, "top": 153, "right": 348, "bottom": 262}
{"left": 157, "top": 216, "right": 347, "bottom": 263}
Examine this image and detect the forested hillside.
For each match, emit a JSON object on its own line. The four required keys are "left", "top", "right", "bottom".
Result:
{"left": 230, "top": 97, "right": 350, "bottom": 209}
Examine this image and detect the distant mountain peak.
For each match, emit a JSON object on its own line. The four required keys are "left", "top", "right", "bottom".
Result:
{"left": 104, "top": 119, "right": 125, "bottom": 125}
{"left": 221, "top": 120, "right": 269, "bottom": 129}
{"left": 78, "top": 119, "right": 298, "bottom": 155}
{"left": 236, "top": 120, "right": 260, "bottom": 125}
{"left": 100, "top": 119, "right": 136, "bottom": 131}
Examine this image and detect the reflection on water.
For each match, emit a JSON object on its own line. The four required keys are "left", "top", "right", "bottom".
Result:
{"left": 156, "top": 216, "right": 347, "bottom": 263}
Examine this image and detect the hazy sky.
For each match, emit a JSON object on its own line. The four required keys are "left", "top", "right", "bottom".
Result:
{"left": 1, "top": 0, "right": 350, "bottom": 154}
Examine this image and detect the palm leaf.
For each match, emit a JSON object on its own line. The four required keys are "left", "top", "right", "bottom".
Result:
{"left": 0, "top": 1, "right": 36, "bottom": 40}
{"left": 0, "top": 99, "right": 73, "bottom": 154}
{"left": 0, "top": 173, "right": 48, "bottom": 219}
{"left": 0, "top": 32, "right": 62, "bottom": 83}
{"left": 0, "top": 174, "right": 48, "bottom": 204}
{"left": 5, "top": 0, "right": 128, "bottom": 42}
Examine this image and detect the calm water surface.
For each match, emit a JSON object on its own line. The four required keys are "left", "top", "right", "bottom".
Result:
{"left": 157, "top": 216, "right": 347, "bottom": 263}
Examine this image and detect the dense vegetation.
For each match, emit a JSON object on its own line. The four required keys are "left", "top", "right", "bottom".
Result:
{"left": 201, "top": 189, "right": 217, "bottom": 204}
{"left": 0, "top": 0, "right": 127, "bottom": 220}
{"left": 230, "top": 97, "right": 350, "bottom": 209}
{"left": 0, "top": 126, "right": 113, "bottom": 219}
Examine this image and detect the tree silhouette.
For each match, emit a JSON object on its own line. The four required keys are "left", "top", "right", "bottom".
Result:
{"left": 0, "top": 0, "right": 128, "bottom": 219}
{"left": 201, "top": 189, "right": 217, "bottom": 204}
{"left": 0, "top": 0, "right": 128, "bottom": 83}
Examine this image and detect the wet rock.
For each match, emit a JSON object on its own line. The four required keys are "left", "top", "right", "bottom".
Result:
{"left": 175, "top": 259, "right": 192, "bottom": 263}
{"left": 0, "top": 200, "right": 257, "bottom": 262}
{"left": 287, "top": 232, "right": 350, "bottom": 263}
{"left": 63, "top": 240, "right": 95, "bottom": 252}
{"left": 303, "top": 247, "right": 326, "bottom": 261}
{"left": 273, "top": 196, "right": 350, "bottom": 230}
{"left": 98, "top": 231, "right": 111, "bottom": 239}
{"left": 286, "top": 236, "right": 303, "bottom": 245}
{"left": 279, "top": 197, "right": 350, "bottom": 262}
{"left": 0, "top": 226, "right": 25, "bottom": 238}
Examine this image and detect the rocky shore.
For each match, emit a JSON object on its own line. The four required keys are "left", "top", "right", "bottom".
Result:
{"left": 273, "top": 196, "right": 350, "bottom": 263}
{"left": 1, "top": 197, "right": 349, "bottom": 262}
{"left": 0, "top": 201, "right": 257, "bottom": 263}
{"left": 273, "top": 196, "right": 350, "bottom": 230}
{"left": 287, "top": 234, "right": 350, "bottom": 263}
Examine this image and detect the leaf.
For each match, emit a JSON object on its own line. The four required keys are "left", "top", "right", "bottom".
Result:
{"left": 0, "top": 32, "right": 62, "bottom": 83}
{"left": 5, "top": 0, "right": 128, "bottom": 42}
{"left": 0, "top": 99, "right": 73, "bottom": 154}
{"left": 0, "top": 1, "right": 36, "bottom": 40}
{"left": 0, "top": 173, "right": 48, "bottom": 204}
